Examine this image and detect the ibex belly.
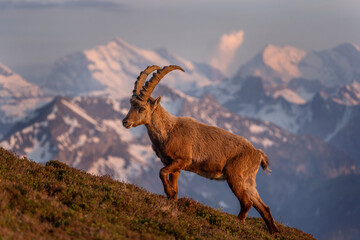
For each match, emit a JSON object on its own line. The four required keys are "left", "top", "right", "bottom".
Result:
{"left": 184, "top": 162, "right": 227, "bottom": 181}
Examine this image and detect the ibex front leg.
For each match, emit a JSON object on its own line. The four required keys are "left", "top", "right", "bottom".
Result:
{"left": 159, "top": 159, "right": 189, "bottom": 200}
{"left": 169, "top": 171, "right": 180, "bottom": 200}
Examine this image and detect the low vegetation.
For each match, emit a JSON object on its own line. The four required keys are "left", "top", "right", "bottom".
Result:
{"left": 0, "top": 147, "right": 315, "bottom": 239}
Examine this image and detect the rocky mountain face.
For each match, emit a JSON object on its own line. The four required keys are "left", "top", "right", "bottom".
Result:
{"left": 1, "top": 38, "right": 360, "bottom": 239}
{"left": 329, "top": 109, "right": 360, "bottom": 162}
{"left": 221, "top": 76, "right": 360, "bottom": 142}
{"left": 231, "top": 43, "right": 360, "bottom": 106}
{"left": 332, "top": 81, "right": 360, "bottom": 106}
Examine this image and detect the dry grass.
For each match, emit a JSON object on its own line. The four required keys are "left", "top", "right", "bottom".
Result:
{"left": 0, "top": 147, "right": 315, "bottom": 240}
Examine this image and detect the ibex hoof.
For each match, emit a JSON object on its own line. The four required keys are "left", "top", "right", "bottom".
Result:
{"left": 168, "top": 195, "right": 178, "bottom": 201}
{"left": 270, "top": 225, "right": 280, "bottom": 234}
{"left": 167, "top": 189, "right": 177, "bottom": 200}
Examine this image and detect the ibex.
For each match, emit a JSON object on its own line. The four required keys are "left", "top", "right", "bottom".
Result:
{"left": 122, "top": 65, "right": 279, "bottom": 234}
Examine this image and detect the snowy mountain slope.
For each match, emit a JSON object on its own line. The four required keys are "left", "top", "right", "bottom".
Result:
{"left": 287, "top": 77, "right": 327, "bottom": 102}
{"left": 0, "top": 96, "right": 154, "bottom": 180}
{"left": 221, "top": 76, "right": 307, "bottom": 133}
{"left": 0, "top": 62, "right": 49, "bottom": 138}
{"left": 220, "top": 76, "right": 360, "bottom": 144}
{"left": 298, "top": 92, "right": 359, "bottom": 141}
{"left": 0, "top": 85, "right": 193, "bottom": 183}
{"left": 43, "top": 38, "right": 222, "bottom": 98}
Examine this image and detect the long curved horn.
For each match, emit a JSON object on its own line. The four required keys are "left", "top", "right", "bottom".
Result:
{"left": 139, "top": 65, "right": 185, "bottom": 101}
{"left": 132, "top": 65, "right": 161, "bottom": 98}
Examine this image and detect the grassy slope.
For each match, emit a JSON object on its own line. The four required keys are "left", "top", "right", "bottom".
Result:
{"left": 0, "top": 148, "right": 315, "bottom": 240}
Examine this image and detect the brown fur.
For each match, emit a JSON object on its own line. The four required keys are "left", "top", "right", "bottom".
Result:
{"left": 122, "top": 66, "right": 279, "bottom": 234}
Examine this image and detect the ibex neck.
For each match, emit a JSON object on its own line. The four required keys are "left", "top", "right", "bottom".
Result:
{"left": 145, "top": 105, "right": 176, "bottom": 144}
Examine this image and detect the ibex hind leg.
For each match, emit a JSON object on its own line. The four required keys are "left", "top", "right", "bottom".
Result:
{"left": 250, "top": 188, "right": 279, "bottom": 234}
{"left": 226, "top": 176, "right": 253, "bottom": 222}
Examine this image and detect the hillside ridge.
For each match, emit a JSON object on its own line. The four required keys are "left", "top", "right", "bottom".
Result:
{"left": 0, "top": 147, "right": 315, "bottom": 239}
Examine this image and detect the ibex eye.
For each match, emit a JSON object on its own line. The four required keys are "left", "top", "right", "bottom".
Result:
{"left": 139, "top": 107, "right": 146, "bottom": 113}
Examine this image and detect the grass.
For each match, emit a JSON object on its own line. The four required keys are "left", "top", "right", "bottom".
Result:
{"left": 0, "top": 147, "right": 315, "bottom": 239}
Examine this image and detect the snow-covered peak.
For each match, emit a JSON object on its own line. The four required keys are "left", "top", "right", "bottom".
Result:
{"left": 44, "top": 38, "right": 219, "bottom": 98}
{"left": 262, "top": 45, "right": 306, "bottom": 82}
{"left": 235, "top": 44, "right": 307, "bottom": 87}
{"left": 104, "top": 37, "right": 169, "bottom": 66}
{"left": 235, "top": 42, "right": 360, "bottom": 96}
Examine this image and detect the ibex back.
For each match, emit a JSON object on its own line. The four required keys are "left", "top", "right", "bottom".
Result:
{"left": 122, "top": 65, "right": 279, "bottom": 234}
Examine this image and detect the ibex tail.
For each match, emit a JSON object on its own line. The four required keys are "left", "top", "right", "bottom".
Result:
{"left": 258, "top": 149, "right": 272, "bottom": 175}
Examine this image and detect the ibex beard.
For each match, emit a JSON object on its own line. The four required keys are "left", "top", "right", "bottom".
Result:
{"left": 122, "top": 65, "right": 279, "bottom": 234}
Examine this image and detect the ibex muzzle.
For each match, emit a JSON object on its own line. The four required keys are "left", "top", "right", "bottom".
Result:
{"left": 122, "top": 65, "right": 279, "bottom": 234}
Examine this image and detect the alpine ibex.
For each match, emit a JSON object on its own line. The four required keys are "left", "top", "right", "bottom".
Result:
{"left": 122, "top": 65, "right": 279, "bottom": 234}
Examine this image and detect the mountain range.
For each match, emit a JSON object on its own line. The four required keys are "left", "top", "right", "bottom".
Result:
{"left": 237, "top": 43, "right": 360, "bottom": 88}
{"left": 43, "top": 38, "right": 223, "bottom": 98}
{"left": 1, "top": 38, "right": 360, "bottom": 239}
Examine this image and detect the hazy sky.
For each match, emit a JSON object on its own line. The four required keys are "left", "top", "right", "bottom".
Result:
{"left": 0, "top": 0, "right": 359, "bottom": 77}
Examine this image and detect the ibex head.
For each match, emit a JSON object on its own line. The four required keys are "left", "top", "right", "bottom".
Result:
{"left": 122, "top": 65, "right": 185, "bottom": 128}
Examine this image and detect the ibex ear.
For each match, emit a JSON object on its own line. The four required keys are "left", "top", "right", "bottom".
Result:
{"left": 152, "top": 96, "right": 161, "bottom": 108}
